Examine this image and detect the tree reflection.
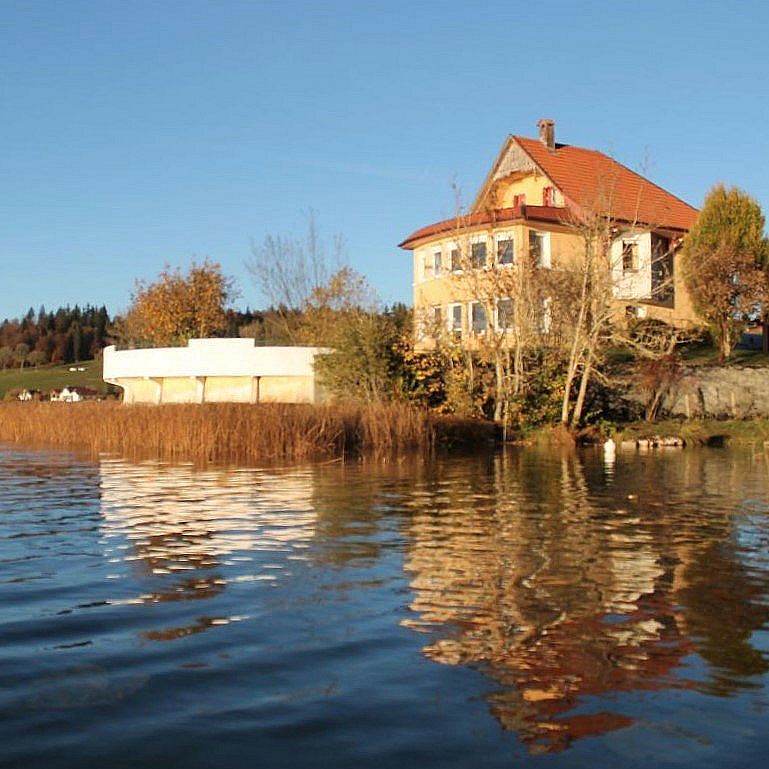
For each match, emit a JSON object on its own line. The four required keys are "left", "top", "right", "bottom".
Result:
{"left": 402, "top": 449, "right": 769, "bottom": 753}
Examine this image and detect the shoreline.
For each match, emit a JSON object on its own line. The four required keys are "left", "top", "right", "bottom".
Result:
{"left": 2, "top": 400, "right": 767, "bottom": 466}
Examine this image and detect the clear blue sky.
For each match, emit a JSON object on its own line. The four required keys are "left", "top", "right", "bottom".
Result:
{"left": 2, "top": 0, "right": 768, "bottom": 319}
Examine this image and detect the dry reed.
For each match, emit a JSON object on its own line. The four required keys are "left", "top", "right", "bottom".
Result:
{"left": 0, "top": 401, "right": 493, "bottom": 464}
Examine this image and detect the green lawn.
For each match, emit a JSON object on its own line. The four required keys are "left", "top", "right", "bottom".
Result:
{"left": 0, "top": 359, "right": 111, "bottom": 399}
{"left": 679, "top": 345, "right": 769, "bottom": 366}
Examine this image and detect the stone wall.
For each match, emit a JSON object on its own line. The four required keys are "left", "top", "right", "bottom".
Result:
{"left": 641, "top": 365, "right": 769, "bottom": 418}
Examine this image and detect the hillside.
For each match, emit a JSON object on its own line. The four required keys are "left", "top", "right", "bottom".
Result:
{"left": 0, "top": 359, "right": 112, "bottom": 399}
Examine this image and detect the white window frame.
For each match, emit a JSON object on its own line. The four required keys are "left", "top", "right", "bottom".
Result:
{"left": 448, "top": 242, "right": 462, "bottom": 273}
{"left": 468, "top": 301, "right": 488, "bottom": 335}
{"left": 470, "top": 233, "right": 488, "bottom": 270}
{"left": 529, "top": 230, "right": 551, "bottom": 269}
{"left": 433, "top": 248, "right": 443, "bottom": 278}
{"left": 448, "top": 302, "right": 463, "bottom": 338}
{"left": 621, "top": 238, "right": 640, "bottom": 274}
{"left": 495, "top": 232, "right": 515, "bottom": 267}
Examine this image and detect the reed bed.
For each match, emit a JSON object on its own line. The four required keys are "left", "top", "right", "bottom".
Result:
{"left": 0, "top": 401, "right": 494, "bottom": 463}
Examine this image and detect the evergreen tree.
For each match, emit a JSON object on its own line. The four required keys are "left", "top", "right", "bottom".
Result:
{"left": 682, "top": 185, "right": 769, "bottom": 360}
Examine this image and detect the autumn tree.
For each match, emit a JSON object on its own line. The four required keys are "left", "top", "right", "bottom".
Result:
{"left": 15, "top": 343, "right": 30, "bottom": 369}
{"left": 682, "top": 185, "right": 769, "bottom": 360}
{"left": 114, "top": 260, "right": 234, "bottom": 347}
{"left": 300, "top": 268, "right": 403, "bottom": 402}
{"left": 0, "top": 346, "right": 12, "bottom": 370}
{"left": 27, "top": 350, "right": 48, "bottom": 368}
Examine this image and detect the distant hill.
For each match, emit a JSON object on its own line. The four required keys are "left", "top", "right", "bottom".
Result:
{"left": 0, "top": 359, "right": 113, "bottom": 400}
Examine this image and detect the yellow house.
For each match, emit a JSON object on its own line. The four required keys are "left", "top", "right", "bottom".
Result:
{"left": 399, "top": 119, "right": 700, "bottom": 348}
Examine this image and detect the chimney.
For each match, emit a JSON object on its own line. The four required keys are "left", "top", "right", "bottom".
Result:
{"left": 537, "top": 118, "right": 555, "bottom": 150}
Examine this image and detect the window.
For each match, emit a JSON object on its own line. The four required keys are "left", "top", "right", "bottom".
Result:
{"left": 422, "top": 252, "right": 433, "bottom": 280}
{"left": 651, "top": 234, "right": 674, "bottom": 306}
{"left": 497, "top": 237, "right": 514, "bottom": 266}
{"left": 542, "top": 186, "right": 556, "bottom": 206}
{"left": 450, "top": 247, "right": 461, "bottom": 272}
{"left": 529, "top": 231, "right": 550, "bottom": 268}
{"left": 513, "top": 193, "right": 527, "bottom": 207}
{"left": 497, "top": 298, "right": 514, "bottom": 330}
{"left": 433, "top": 305, "right": 442, "bottom": 326}
{"left": 471, "top": 241, "right": 487, "bottom": 269}
{"left": 448, "top": 303, "right": 462, "bottom": 339}
{"left": 622, "top": 241, "right": 639, "bottom": 273}
{"left": 433, "top": 249, "right": 442, "bottom": 278}
{"left": 470, "top": 302, "right": 487, "bottom": 334}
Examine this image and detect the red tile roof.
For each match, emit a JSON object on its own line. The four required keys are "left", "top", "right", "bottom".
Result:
{"left": 399, "top": 134, "right": 698, "bottom": 250}
{"left": 514, "top": 137, "right": 697, "bottom": 231}
{"left": 398, "top": 205, "right": 569, "bottom": 249}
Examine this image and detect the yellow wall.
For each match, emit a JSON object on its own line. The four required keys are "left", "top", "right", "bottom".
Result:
{"left": 410, "top": 220, "right": 700, "bottom": 349}
{"left": 491, "top": 172, "right": 562, "bottom": 209}
{"left": 161, "top": 377, "right": 200, "bottom": 403}
{"left": 121, "top": 379, "right": 160, "bottom": 404}
{"left": 259, "top": 376, "right": 315, "bottom": 404}
{"left": 114, "top": 375, "right": 317, "bottom": 405}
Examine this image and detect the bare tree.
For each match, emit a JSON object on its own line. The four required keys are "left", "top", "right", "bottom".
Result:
{"left": 555, "top": 170, "right": 691, "bottom": 428}
{"left": 247, "top": 212, "right": 346, "bottom": 342}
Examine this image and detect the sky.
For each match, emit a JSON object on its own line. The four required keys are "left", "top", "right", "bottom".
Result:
{"left": 2, "top": 0, "right": 769, "bottom": 319}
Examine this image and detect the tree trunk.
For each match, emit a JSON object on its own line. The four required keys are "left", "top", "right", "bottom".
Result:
{"left": 570, "top": 357, "right": 593, "bottom": 429}
{"left": 763, "top": 318, "right": 768, "bottom": 354}
{"left": 493, "top": 355, "right": 504, "bottom": 422}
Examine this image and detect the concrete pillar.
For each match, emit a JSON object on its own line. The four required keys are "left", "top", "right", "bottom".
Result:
{"left": 147, "top": 377, "right": 163, "bottom": 404}
{"left": 193, "top": 376, "right": 206, "bottom": 404}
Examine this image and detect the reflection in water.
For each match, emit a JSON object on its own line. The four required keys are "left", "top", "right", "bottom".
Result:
{"left": 2, "top": 446, "right": 769, "bottom": 767}
{"left": 98, "top": 459, "right": 318, "bottom": 638}
{"left": 401, "top": 450, "right": 769, "bottom": 753}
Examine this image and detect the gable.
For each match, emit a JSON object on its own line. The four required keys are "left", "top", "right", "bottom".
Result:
{"left": 472, "top": 137, "right": 543, "bottom": 211}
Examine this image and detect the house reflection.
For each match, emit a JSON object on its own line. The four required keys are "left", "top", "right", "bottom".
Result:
{"left": 98, "top": 458, "right": 318, "bottom": 629}
{"left": 401, "top": 450, "right": 768, "bottom": 753}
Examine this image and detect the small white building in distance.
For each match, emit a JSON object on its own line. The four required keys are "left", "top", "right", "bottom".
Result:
{"left": 103, "top": 339, "right": 327, "bottom": 405}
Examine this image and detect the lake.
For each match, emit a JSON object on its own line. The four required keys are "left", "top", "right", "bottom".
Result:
{"left": 1, "top": 445, "right": 768, "bottom": 768}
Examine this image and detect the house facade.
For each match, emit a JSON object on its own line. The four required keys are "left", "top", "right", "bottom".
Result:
{"left": 399, "top": 120, "right": 699, "bottom": 348}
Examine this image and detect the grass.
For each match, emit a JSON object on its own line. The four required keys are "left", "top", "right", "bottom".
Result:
{"left": 0, "top": 401, "right": 495, "bottom": 463}
{"left": 679, "top": 345, "right": 769, "bottom": 366}
{"left": 0, "top": 359, "right": 111, "bottom": 399}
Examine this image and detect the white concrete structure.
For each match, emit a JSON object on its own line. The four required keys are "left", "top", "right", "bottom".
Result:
{"left": 103, "top": 339, "right": 327, "bottom": 405}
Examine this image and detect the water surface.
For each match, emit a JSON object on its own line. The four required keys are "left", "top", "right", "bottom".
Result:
{"left": 1, "top": 445, "right": 768, "bottom": 767}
